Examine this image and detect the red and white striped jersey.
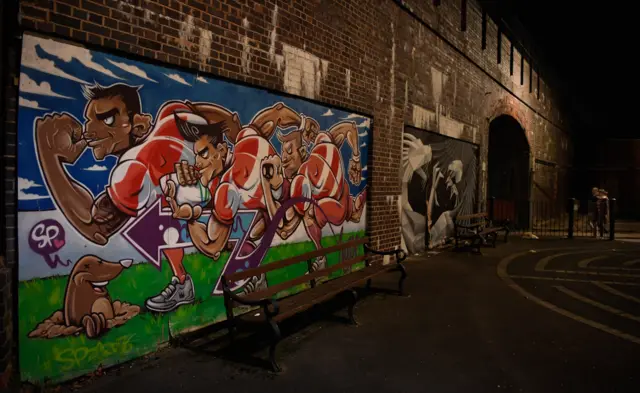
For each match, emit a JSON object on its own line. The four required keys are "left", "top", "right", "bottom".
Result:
{"left": 290, "top": 133, "right": 346, "bottom": 213}
{"left": 212, "top": 127, "right": 281, "bottom": 225}
{"left": 106, "top": 102, "right": 195, "bottom": 216}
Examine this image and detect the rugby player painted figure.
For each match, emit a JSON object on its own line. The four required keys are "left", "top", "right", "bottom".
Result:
{"left": 35, "top": 83, "right": 241, "bottom": 312}
{"left": 162, "top": 102, "right": 320, "bottom": 294}
{"left": 259, "top": 121, "right": 367, "bottom": 271}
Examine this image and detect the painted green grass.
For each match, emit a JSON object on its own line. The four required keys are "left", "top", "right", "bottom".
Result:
{"left": 19, "top": 230, "right": 365, "bottom": 383}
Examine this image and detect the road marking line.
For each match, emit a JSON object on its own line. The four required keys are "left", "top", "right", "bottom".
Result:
{"left": 593, "top": 282, "right": 640, "bottom": 304}
{"left": 498, "top": 249, "right": 640, "bottom": 346}
{"left": 583, "top": 266, "right": 640, "bottom": 272}
{"left": 535, "top": 250, "right": 601, "bottom": 272}
{"left": 543, "top": 269, "right": 640, "bottom": 278}
{"left": 555, "top": 285, "right": 640, "bottom": 323}
{"left": 577, "top": 255, "right": 608, "bottom": 268}
{"left": 623, "top": 259, "right": 640, "bottom": 266}
{"left": 507, "top": 275, "right": 640, "bottom": 286}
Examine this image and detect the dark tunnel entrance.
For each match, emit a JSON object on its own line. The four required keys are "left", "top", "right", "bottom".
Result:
{"left": 488, "top": 115, "right": 531, "bottom": 230}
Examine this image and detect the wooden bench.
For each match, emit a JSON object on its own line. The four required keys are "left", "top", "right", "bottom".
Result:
{"left": 221, "top": 237, "right": 407, "bottom": 371}
{"left": 453, "top": 212, "right": 509, "bottom": 254}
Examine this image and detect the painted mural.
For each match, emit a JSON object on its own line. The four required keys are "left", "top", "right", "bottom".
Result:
{"left": 401, "top": 126, "right": 477, "bottom": 252}
{"left": 17, "top": 34, "right": 370, "bottom": 382}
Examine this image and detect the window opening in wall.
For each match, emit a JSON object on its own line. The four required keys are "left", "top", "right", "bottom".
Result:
{"left": 497, "top": 25, "right": 502, "bottom": 64}
{"left": 529, "top": 62, "right": 533, "bottom": 93}
{"left": 481, "top": 10, "right": 487, "bottom": 49}
{"left": 510, "top": 43, "right": 514, "bottom": 75}
{"left": 461, "top": 0, "right": 467, "bottom": 31}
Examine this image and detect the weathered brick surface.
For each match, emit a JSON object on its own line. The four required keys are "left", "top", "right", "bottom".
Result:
{"left": 1, "top": 0, "right": 19, "bottom": 388}
{"left": 5, "top": 0, "right": 571, "bottom": 378}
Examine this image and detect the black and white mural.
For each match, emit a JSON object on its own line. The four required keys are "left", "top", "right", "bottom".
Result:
{"left": 401, "top": 126, "right": 478, "bottom": 252}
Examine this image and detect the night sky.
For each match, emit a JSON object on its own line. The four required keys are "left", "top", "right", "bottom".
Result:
{"left": 486, "top": 0, "right": 633, "bottom": 139}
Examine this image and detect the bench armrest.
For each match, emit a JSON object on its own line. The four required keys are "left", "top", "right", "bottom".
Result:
{"left": 364, "top": 244, "right": 407, "bottom": 263}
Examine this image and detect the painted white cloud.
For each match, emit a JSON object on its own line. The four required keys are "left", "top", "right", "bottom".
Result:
{"left": 19, "top": 191, "right": 49, "bottom": 200}
{"left": 321, "top": 109, "right": 334, "bottom": 116}
{"left": 20, "top": 73, "right": 73, "bottom": 99}
{"left": 84, "top": 164, "right": 108, "bottom": 171}
{"left": 106, "top": 59, "right": 157, "bottom": 82}
{"left": 22, "top": 36, "right": 88, "bottom": 84}
{"left": 18, "top": 177, "right": 42, "bottom": 190}
{"left": 19, "top": 97, "right": 48, "bottom": 110}
{"left": 358, "top": 131, "right": 368, "bottom": 137}
{"left": 196, "top": 76, "right": 209, "bottom": 84}
{"left": 360, "top": 142, "right": 366, "bottom": 148}
{"left": 357, "top": 119, "right": 371, "bottom": 128}
{"left": 361, "top": 166, "right": 368, "bottom": 172}
{"left": 22, "top": 35, "right": 122, "bottom": 83}
{"left": 165, "top": 73, "right": 192, "bottom": 86}
{"left": 18, "top": 177, "right": 48, "bottom": 200}
{"left": 342, "top": 113, "right": 367, "bottom": 120}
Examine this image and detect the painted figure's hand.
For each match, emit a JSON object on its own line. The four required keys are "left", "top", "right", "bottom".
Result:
{"left": 301, "top": 116, "right": 320, "bottom": 145}
{"left": 163, "top": 179, "right": 202, "bottom": 221}
{"left": 36, "top": 113, "right": 86, "bottom": 163}
{"left": 175, "top": 160, "right": 200, "bottom": 186}
{"left": 261, "top": 155, "right": 284, "bottom": 191}
{"left": 432, "top": 164, "right": 444, "bottom": 187}
{"left": 348, "top": 155, "right": 362, "bottom": 186}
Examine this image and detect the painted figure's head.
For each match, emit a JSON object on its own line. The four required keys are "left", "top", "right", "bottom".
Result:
{"left": 445, "top": 160, "right": 463, "bottom": 199}
{"left": 592, "top": 187, "right": 600, "bottom": 197}
{"left": 82, "top": 83, "right": 152, "bottom": 160}
{"left": 277, "top": 130, "right": 308, "bottom": 179}
{"left": 176, "top": 111, "right": 229, "bottom": 186}
{"left": 446, "top": 160, "right": 463, "bottom": 187}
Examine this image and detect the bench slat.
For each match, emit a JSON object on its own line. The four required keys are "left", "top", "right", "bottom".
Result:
{"left": 478, "top": 227, "right": 505, "bottom": 235}
{"left": 225, "top": 237, "right": 368, "bottom": 283}
{"left": 238, "top": 254, "right": 369, "bottom": 302}
{"left": 456, "top": 212, "right": 488, "bottom": 221}
{"left": 240, "top": 263, "right": 393, "bottom": 323}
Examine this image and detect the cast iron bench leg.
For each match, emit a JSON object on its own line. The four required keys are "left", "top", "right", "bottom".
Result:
{"left": 268, "top": 319, "right": 282, "bottom": 372}
{"left": 347, "top": 289, "right": 359, "bottom": 325}
{"left": 398, "top": 263, "right": 408, "bottom": 296}
{"left": 224, "top": 297, "right": 236, "bottom": 343}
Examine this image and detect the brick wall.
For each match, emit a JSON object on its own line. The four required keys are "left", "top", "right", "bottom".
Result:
{"left": 1, "top": 0, "right": 19, "bottom": 388}
{"left": 6, "top": 0, "right": 572, "bottom": 381}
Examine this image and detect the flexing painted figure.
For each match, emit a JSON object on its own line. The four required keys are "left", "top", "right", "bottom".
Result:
{"left": 164, "top": 103, "right": 319, "bottom": 292}
{"left": 260, "top": 121, "right": 366, "bottom": 271}
{"left": 35, "top": 83, "right": 239, "bottom": 312}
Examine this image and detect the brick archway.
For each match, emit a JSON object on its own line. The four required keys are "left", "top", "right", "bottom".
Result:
{"left": 487, "top": 112, "right": 531, "bottom": 231}
{"left": 488, "top": 98, "right": 530, "bottom": 149}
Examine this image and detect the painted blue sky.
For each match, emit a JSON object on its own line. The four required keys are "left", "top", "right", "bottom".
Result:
{"left": 17, "top": 34, "right": 371, "bottom": 212}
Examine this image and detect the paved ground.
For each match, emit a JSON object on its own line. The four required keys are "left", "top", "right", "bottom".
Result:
{"left": 57, "top": 238, "right": 640, "bottom": 393}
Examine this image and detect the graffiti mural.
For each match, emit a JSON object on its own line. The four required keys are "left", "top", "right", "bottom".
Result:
{"left": 401, "top": 126, "right": 477, "bottom": 252}
{"left": 17, "top": 34, "right": 370, "bottom": 382}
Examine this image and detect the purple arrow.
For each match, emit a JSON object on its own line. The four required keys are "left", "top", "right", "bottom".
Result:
{"left": 212, "top": 196, "right": 334, "bottom": 294}
{"left": 121, "top": 199, "right": 190, "bottom": 269}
